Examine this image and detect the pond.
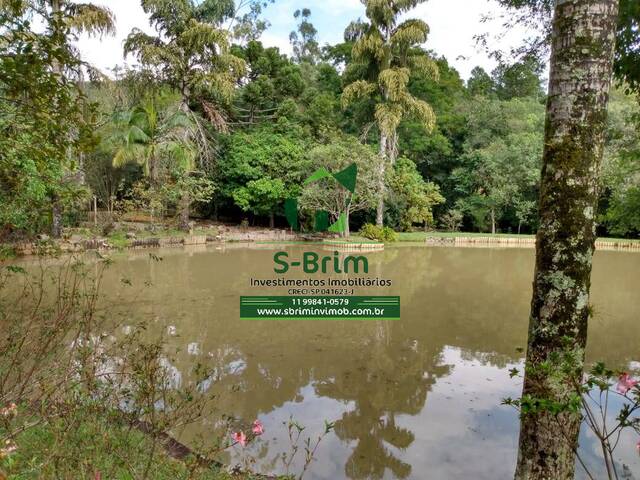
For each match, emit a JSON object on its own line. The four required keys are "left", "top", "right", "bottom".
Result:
{"left": 96, "top": 244, "right": 640, "bottom": 479}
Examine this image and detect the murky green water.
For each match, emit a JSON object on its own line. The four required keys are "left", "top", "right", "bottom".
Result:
{"left": 95, "top": 244, "right": 640, "bottom": 479}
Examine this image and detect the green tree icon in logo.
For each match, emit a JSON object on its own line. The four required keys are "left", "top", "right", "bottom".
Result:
{"left": 285, "top": 164, "right": 357, "bottom": 234}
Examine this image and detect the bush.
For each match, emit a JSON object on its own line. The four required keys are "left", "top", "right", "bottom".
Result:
{"left": 439, "top": 209, "right": 464, "bottom": 232}
{"left": 359, "top": 224, "right": 398, "bottom": 242}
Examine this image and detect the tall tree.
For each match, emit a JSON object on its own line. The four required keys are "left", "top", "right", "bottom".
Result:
{"left": 289, "top": 8, "right": 320, "bottom": 65}
{"left": 50, "top": 0, "right": 114, "bottom": 238}
{"left": 230, "top": 0, "right": 274, "bottom": 44}
{"left": 124, "top": 0, "right": 245, "bottom": 229}
{"left": 514, "top": 1, "right": 620, "bottom": 479}
{"left": 1, "top": 4, "right": 78, "bottom": 236}
{"left": 453, "top": 97, "right": 544, "bottom": 234}
{"left": 342, "top": 0, "right": 439, "bottom": 226}
{"left": 467, "top": 66, "right": 495, "bottom": 97}
{"left": 124, "top": 0, "right": 244, "bottom": 115}
{"left": 218, "top": 127, "right": 309, "bottom": 228}
{"left": 493, "top": 0, "right": 639, "bottom": 91}
{"left": 1, "top": 0, "right": 114, "bottom": 238}
{"left": 492, "top": 54, "right": 545, "bottom": 101}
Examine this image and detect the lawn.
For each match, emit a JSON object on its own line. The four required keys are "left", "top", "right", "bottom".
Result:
{"left": 397, "top": 231, "right": 640, "bottom": 243}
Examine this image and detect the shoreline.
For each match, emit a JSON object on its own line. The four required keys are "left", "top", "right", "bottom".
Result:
{"left": 3, "top": 225, "right": 640, "bottom": 259}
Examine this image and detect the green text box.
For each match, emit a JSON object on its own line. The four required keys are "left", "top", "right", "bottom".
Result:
{"left": 240, "top": 296, "right": 400, "bottom": 320}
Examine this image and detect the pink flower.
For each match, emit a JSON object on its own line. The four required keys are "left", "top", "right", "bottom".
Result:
{"left": 0, "top": 403, "right": 17, "bottom": 418}
{"left": 232, "top": 431, "right": 247, "bottom": 447}
{"left": 616, "top": 373, "right": 638, "bottom": 394}
{"left": 252, "top": 420, "right": 264, "bottom": 436}
{"left": 0, "top": 440, "right": 17, "bottom": 458}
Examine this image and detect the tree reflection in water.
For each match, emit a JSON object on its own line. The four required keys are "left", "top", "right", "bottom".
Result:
{"left": 89, "top": 244, "right": 640, "bottom": 479}
{"left": 315, "top": 332, "right": 451, "bottom": 479}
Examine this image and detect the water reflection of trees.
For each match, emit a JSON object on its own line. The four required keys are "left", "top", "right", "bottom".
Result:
{"left": 315, "top": 335, "right": 451, "bottom": 479}
{"left": 100, "top": 245, "right": 533, "bottom": 477}
{"left": 95, "top": 245, "right": 640, "bottom": 478}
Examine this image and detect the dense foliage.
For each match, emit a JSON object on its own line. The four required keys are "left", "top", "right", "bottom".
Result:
{"left": 1, "top": 1, "right": 639, "bottom": 239}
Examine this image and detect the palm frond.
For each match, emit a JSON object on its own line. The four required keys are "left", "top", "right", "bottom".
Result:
{"left": 341, "top": 80, "right": 377, "bottom": 109}
{"left": 391, "top": 19, "right": 428, "bottom": 46}
{"left": 400, "top": 94, "right": 436, "bottom": 132}
{"left": 378, "top": 67, "right": 410, "bottom": 101}
{"left": 409, "top": 55, "right": 439, "bottom": 81}
{"left": 113, "top": 143, "right": 146, "bottom": 169}
{"left": 66, "top": 3, "right": 115, "bottom": 38}
{"left": 344, "top": 19, "right": 369, "bottom": 42}
{"left": 375, "top": 102, "right": 403, "bottom": 138}
{"left": 352, "top": 32, "right": 385, "bottom": 62}
{"left": 162, "top": 141, "right": 197, "bottom": 172}
{"left": 393, "top": 0, "right": 426, "bottom": 14}
{"left": 127, "top": 125, "right": 150, "bottom": 145}
{"left": 164, "top": 110, "right": 194, "bottom": 135}
{"left": 365, "top": 0, "right": 395, "bottom": 29}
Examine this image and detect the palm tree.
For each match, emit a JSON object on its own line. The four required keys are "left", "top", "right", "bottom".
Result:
{"left": 111, "top": 97, "right": 197, "bottom": 226}
{"left": 342, "top": 0, "right": 438, "bottom": 226}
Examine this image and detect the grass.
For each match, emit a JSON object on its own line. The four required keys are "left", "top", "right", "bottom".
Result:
{"left": 396, "top": 231, "right": 640, "bottom": 243}
{"left": 1, "top": 409, "right": 276, "bottom": 480}
{"left": 107, "top": 231, "right": 129, "bottom": 249}
{"left": 0, "top": 245, "right": 17, "bottom": 260}
{"left": 102, "top": 226, "right": 217, "bottom": 249}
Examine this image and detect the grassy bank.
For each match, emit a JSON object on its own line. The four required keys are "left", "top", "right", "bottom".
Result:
{"left": 1, "top": 408, "right": 262, "bottom": 480}
{"left": 396, "top": 231, "right": 640, "bottom": 243}
{"left": 0, "top": 257, "right": 294, "bottom": 480}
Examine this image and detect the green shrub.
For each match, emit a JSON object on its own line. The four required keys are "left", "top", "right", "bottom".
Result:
{"left": 359, "top": 224, "right": 398, "bottom": 242}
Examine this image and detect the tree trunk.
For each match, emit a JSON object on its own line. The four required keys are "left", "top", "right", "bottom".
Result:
{"left": 344, "top": 209, "right": 350, "bottom": 238}
{"left": 149, "top": 160, "right": 157, "bottom": 187}
{"left": 51, "top": 197, "right": 63, "bottom": 238}
{"left": 376, "top": 131, "right": 387, "bottom": 227}
{"left": 269, "top": 212, "right": 275, "bottom": 229}
{"left": 490, "top": 207, "right": 496, "bottom": 235}
{"left": 179, "top": 193, "right": 190, "bottom": 232}
{"left": 514, "top": 1, "right": 619, "bottom": 479}
{"left": 50, "top": 0, "right": 64, "bottom": 239}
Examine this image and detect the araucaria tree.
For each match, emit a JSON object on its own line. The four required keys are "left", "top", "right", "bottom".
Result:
{"left": 342, "top": 0, "right": 438, "bottom": 226}
{"left": 124, "top": 0, "right": 245, "bottom": 120}
{"left": 515, "top": 1, "right": 620, "bottom": 479}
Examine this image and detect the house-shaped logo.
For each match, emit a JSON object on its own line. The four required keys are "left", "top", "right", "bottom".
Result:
{"left": 284, "top": 163, "right": 358, "bottom": 235}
